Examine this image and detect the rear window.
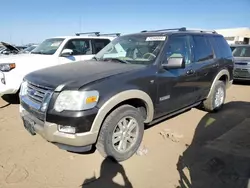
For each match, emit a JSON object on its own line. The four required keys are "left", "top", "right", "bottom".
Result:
{"left": 209, "top": 36, "right": 232, "bottom": 58}
{"left": 193, "top": 35, "right": 213, "bottom": 62}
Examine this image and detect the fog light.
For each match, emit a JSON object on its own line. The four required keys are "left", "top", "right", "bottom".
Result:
{"left": 58, "top": 125, "right": 76, "bottom": 134}
{"left": 0, "top": 72, "right": 5, "bottom": 84}
{"left": 1, "top": 78, "right": 5, "bottom": 84}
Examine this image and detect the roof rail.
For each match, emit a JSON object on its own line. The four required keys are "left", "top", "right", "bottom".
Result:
{"left": 75, "top": 32, "right": 100, "bottom": 36}
{"left": 141, "top": 27, "right": 186, "bottom": 33}
{"left": 97, "top": 33, "right": 121, "bottom": 37}
{"left": 183, "top": 28, "right": 217, "bottom": 34}
{"left": 141, "top": 27, "right": 217, "bottom": 34}
{"left": 75, "top": 32, "right": 120, "bottom": 37}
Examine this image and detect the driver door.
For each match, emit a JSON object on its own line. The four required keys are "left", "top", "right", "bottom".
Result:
{"left": 155, "top": 34, "right": 199, "bottom": 117}
{"left": 58, "top": 39, "right": 93, "bottom": 64}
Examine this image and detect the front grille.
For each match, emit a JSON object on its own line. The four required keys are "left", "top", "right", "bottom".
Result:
{"left": 235, "top": 62, "right": 248, "bottom": 65}
{"left": 21, "top": 81, "right": 53, "bottom": 122}
{"left": 27, "top": 82, "right": 52, "bottom": 105}
{"left": 234, "top": 69, "right": 250, "bottom": 78}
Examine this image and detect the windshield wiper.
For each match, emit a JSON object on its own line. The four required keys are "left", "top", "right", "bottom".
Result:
{"left": 31, "top": 51, "right": 51, "bottom": 55}
{"left": 31, "top": 51, "right": 43, "bottom": 54}
{"left": 92, "top": 57, "right": 98, "bottom": 61}
{"left": 102, "top": 58, "right": 130, "bottom": 64}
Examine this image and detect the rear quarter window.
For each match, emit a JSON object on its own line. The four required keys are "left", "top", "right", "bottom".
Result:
{"left": 193, "top": 35, "right": 214, "bottom": 62}
{"left": 209, "top": 36, "right": 232, "bottom": 58}
{"left": 92, "top": 39, "right": 111, "bottom": 53}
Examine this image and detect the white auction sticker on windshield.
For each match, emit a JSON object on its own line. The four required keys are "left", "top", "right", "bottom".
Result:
{"left": 146, "top": 36, "right": 166, "bottom": 41}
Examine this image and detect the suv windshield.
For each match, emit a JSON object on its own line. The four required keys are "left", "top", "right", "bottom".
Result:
{"left": 95, "top": 35, "right": 166, "bottom": 65}
{"left": 31, "top": 38, "right": 64, "bottom": 55}
{"left": 232, "top": 46, "right": 250, "bottom": 57}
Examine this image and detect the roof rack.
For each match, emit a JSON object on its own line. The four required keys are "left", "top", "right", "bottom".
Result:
{"left": 97, "top": 33, "right": 121, "bottom": 37}
{"left": 75, "top": 32, "right": 100, "bottom": 36}
{"left": 183, "top": 28, "right": 217, "bottom": 34}
{"left": 141, "top": 27, "right": 186, "bottom": 33}
{"left": 141, "top": 27, "right": 217, "bottom": 34}
{"left": 75, "top": 32, "right": 120, "bottom": 37}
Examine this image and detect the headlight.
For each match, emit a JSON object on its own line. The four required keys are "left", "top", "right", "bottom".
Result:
{"left": 54, "top": 90, "right": 99, "bottom": 112}
{"left": 0, "top": 63, "right": 16, "bottom": 71}
{"left": 20, "top": 81, "right": 28, "bottom": 96}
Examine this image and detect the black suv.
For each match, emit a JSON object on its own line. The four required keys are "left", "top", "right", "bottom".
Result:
{"left": 19, "top": 27, "right": 234, "bottom": 162}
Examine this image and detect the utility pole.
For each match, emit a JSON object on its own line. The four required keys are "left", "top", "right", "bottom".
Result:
{"left": 79, "top": 16, "right": 82, "bottom": 32}
{"left": 9, "top": 33, "right": 12, "bottom": 44}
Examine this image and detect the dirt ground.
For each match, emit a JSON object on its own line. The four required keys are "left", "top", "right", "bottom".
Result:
{"left": 0, "top": 81, "right": 250, "bottom": 188}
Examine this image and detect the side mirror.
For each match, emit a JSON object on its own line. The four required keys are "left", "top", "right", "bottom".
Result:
{"left": 61, "top": 49, "right": 73, "bottom": 57}
{"left": 162, "top": 57, "right": 185, "bottom": 69}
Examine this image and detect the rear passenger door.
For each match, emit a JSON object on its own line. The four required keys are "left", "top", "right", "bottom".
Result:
{"left": 191, "top": 35, "right": 218, "bottom": 101}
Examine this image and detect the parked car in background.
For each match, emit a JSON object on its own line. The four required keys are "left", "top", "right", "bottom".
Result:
{"left": 18, "top": 44, "right": 39, "bottom": 54}
{"left": 0, "top": 32, "right": 119, "bottom": 97}
{"left": 0, "top": 42, "right": 21, "bottom": 55}
{"left": 16, "top": 46, "right": 27, "bottom": 51}
{"left": 19, "top": 27, "right": 233, "bottom": 162}
{"left": 231, "top": 44, "right": 250, "bottom": 80}
{"left": 0, "top": 47, "right": 5, "bottom": 54}
{"left": 0, "top": 44, "right": 39, "bottom": 55}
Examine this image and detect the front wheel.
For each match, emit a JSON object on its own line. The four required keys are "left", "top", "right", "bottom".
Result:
{"left": 202, "top": 80, "right": 226, "bottom": 112}
{"left": 96, "top": 105, "right": 144, "bottom": 162}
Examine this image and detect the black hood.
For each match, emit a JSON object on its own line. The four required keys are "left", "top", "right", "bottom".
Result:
{"left": 25, "top": 60, "right": 144, "bottom": 90}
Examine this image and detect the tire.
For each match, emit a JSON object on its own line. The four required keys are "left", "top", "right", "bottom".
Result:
{"left": 202, "top": 80, "right": 226, "bottom": 112}
{"left": 96, "top": 104, "right": 144, "bottom": 162}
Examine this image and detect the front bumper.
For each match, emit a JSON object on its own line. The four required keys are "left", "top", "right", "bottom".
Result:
{"left": 19, "top": 105, "right": 99, "bottom": 152}
{"left": 0, "top": 82, "right": 16, "bottom": 96}
{"left": 233, "top": 67, "right": 250, "bottom": 80}
{"left": 0, "top": 71, "right": 19, "bottom": 96}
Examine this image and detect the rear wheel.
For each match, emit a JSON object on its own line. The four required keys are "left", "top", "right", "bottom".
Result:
{"left": 96, "top": 105, "right": 144, "bottom": 162}
{"left": 202, "top": 80, "right": 226, "bottom": 112}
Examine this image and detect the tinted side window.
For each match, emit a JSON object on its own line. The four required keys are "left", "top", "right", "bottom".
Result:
{"left": 216, "top": 36, "right": 233, "bottom": 58}
{"left": 193, "top": 35, "right": 213, "bottom": 62}
{"left": 64, "top": 39, "right": 92, "bottom": 55}
{"left": 93, "top": 39, "right": 110, "bottom": 54}
{"left": 208, "top": 36, "right": 221, "bottom": 58}
{"left": 209, "top": 36, "right": 233, "bottom": 58}
{"left": 165, "top": 35, "right": 192, "bottom": 65}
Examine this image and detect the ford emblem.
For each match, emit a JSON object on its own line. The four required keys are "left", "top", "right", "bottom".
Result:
{"left": 28, "top": 89, "right": 36, "bottom": 96}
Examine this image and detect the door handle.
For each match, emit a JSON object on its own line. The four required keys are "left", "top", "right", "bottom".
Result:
{"left": 186, "top": 69, "right": 195, "bottom": 75}
{"left": 212, "top": 63, "right": 219, "bottom": 68}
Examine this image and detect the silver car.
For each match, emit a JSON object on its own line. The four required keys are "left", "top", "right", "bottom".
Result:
{"left": 232, "top": 44, "right": 250, "bottom": 80}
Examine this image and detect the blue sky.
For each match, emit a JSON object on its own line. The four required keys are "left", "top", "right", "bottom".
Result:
{"left": 2, "top": 0, "right": 250, "bottom": 45}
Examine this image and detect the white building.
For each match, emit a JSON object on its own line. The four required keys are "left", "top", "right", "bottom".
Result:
{"left": 216, "top": 27, "right": 250, "bottom": 45}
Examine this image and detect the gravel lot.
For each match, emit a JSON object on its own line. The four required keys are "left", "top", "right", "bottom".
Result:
{"left": 0, "top": 82, "right": 250, "bottom": 188}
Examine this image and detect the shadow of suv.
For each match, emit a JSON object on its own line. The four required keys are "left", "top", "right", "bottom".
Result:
{"left": 19, "top": 27, "right": 234, "bottom": 162}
